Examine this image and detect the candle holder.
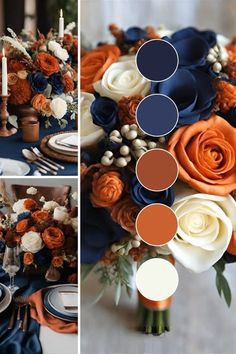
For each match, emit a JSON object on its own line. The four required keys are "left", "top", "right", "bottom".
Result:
{"left": 0, "top": 95, "right": 17, "bottom": 137}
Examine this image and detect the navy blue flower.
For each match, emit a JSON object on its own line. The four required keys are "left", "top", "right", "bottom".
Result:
{"left": 90, "top": 96, "right": 118, "bottom": 133}
{"left": 81, "top": 193, "right": 125, "bottom": 264}
{"left": 166, "top": 27, "right": 216, "bottom": 69}
{"left": 124, "top": 27, "right": 147, "bottom": 43}
{"left": 17, "top": 212, "right": 31, "bottom": 222}
{"left": 151, "top": 68, "right": 216, "bottom": 126}
{"left": 0, "top": 240, "right": 5, "bottom": 253}
{"left": 34, "top": 248, "right": 51, "bottom": 266}
{"left": 130, "top": 177, "right": 175, "bottom": 207}
{"left": 49, "top": 73, "right": 64, "bottom": 95}
{"left": 28, "top": 72, "right": 48, "bottom": 93}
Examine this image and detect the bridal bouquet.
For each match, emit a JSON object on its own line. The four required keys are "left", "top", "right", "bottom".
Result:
{"left": 0, "top": 24, "right": 77, "bottom": 128}
{"left": 81, "top": 24, "right": 236, "bottom": 335}
{"left": 0, "top": 187, "right": 78, "bottom": 283}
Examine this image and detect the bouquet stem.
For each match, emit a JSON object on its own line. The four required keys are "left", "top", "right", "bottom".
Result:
{"left": 137, "top": 293, "right": 171, "bottom": 335}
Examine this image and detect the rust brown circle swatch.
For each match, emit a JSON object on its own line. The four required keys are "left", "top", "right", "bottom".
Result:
{"left": 136, "top": 149, "right": 178, "bottom": 191}
{"left": 136, "top": 203, "right": 178, "bottom": 246}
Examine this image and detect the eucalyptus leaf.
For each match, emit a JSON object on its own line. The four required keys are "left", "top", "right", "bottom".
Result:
{"left": 220, "top": 274, "right": 232, "bottom": 307}
{"left": 81, "top": 264, "right": 95, "bottom": 281}
{"left": 90, "top": 286, "right": 106, "bottom": 306}
{"left": 114, "top": 281, "right": 121, "bottom": 306}
{"left": 216, "top": 274, "right": 222, "bottom": 297}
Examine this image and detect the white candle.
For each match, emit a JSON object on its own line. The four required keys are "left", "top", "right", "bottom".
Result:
{"left": 59, "top": 9, "right": 64, "bottom": 38}
{"left": 2, "top": 48, "right": 8, "bottom": 96}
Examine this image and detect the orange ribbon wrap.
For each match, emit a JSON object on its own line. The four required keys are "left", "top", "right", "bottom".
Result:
{"left": 138, "top": 255, "right": 175, "bottom": 311}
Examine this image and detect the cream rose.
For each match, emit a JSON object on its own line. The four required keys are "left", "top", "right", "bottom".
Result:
{"left": 50, "top": 97, "right": 67, "bottom": 119}
{"left": 43, "top": 200, "right": 60, "bottom": 211}
{"left": 21, "top": 231, "right": 44, "bottom": 253}
{"left": 53, "top": 206, "right": 69, "bottom": 222}
{"left": 13, "top": 199, "right": 29, "bottom": 214}
{"left": 168, "top": 187, "right": 236, "bottom": 273}
{"left": 54, "top": 47, "right": 69, "bottom": 62}
{"left": 93, "top": 56, "right": 150, "bottom": 102}
{"left": 48, "top": 40, "right": 61, "bottom": 52}
{"left": 26, "top": 187, "right": 38, "bottom": 195}
{"left": 80, "top": 92, "right": 105, "bottom": 148}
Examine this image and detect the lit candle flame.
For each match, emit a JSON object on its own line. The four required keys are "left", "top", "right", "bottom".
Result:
{"left": 60, "top": 9, "right": 63, "bottom": 17}
{"left": 2, "top": 48, "right": 5, "bottom": 57}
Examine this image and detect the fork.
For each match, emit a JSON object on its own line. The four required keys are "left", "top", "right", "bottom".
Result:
{"left": 15, "top": 296, "right": 29, "bottom": 330}
{"left": 31, "top": 147, "right": 65, "bottom": 170}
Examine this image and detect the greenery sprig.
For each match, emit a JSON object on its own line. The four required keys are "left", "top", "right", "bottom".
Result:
{"left": 213, "top": 258, "right": 232, "bottom": 307}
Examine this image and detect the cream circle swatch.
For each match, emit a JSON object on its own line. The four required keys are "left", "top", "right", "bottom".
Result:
{"left": 136, "top": 258, "right": 179, "bottom": 301}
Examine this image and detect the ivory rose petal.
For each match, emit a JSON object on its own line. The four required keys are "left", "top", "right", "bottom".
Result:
{"left": 168, "top": 188, "right": 236, "bottom": 272}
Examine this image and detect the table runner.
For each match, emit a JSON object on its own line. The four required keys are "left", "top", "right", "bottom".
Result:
{"left": 0, "top": 268, "right": 75, "bottom": 354}
{"left": 0, "top": 119, "right": 77, "bottom": 176}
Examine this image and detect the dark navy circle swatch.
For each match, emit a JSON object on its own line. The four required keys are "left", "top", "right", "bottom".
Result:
{"left": 136, "top": 94, "right": 179, "bottom": 137}
{"left": 136, "top": 39, "right": 179, "bottom": 81}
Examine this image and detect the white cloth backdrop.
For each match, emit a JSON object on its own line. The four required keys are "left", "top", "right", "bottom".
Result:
{"left": 81, "top": 0, "right": 236, "bottom": 46}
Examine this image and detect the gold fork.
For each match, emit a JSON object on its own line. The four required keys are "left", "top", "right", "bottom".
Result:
{"left": 14, "top": 296, "right": 29, "bottom": 330}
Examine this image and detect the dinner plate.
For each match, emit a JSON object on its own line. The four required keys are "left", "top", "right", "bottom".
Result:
{"left": 47, "top": 285, "right": 78, "bottom": 317}
{"left": 0, "top": 158, "right": 30, "bottom": 176}
{"left": 43, "top": 284, "right": 78, "bottom": 322}
{"left": 0, "top": 283, "right": 12, "bottom": 313}
{"left": 0, "top": 284, "right": 4, "bottom": 303}
{"left": 48, "top": 133, "right": 78, "bottom": 155}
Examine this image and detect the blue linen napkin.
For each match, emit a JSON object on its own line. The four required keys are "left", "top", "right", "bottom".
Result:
{"left": 0, "top": 267, "right": 74, "bottom": 354}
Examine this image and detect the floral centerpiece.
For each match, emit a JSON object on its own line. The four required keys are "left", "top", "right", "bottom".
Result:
{"left": 0, "top": 22, "right": 77, "bottom": 129}
{"left": 0, "top": 187, "right": 78, "bottom": 283}
{"left": 81, "top": 24, "right": 236, "bottom": 335}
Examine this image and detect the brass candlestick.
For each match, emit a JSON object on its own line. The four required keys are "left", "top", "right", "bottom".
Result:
{"left": 0, "top": 95, "right": 17, "bottom": 137}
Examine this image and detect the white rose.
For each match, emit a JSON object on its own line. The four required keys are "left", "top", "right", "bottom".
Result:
{"left": 26, "top": 187, "right": 38, "bottom": 195}
{"left": 168, "top": 188, "right": 236, "bottom": 273}
{"left": 50, "top": 97, "right": 67, "bottom": 119}
{"left": 53, "top": 206, "right": 69, "bottom": 222}
{"left": 21, "top": 231, "right": 44, "bottom": 253}
{"left": 43, "top": 200, "right": 60, "bottom": 211}
{"left": 13, "top": 199, "right": 29, "bottom": 214}
{"left": 48, "top": 40, "right": 61, "bottom": 52}
{"left": 71, "top": 217, "right": 78, "bottom": 233}
{"left": 80, "top": 92, "right": 105, "bottom": 148}
{"left": 93, "top": 56, "right": 150, "bottom": 102}
{"left": 54, "top": 47, "right": 69, "bottom": 61}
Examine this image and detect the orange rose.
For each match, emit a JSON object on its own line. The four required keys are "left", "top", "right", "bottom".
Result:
{"left": 52, "top": 255, "right": 64, "bottom": 268}
{"left": 24, "top": 198, "right": 38, "bottom": 211}
{"left": 168, "top": 115, "right": 236, "bottom": 195}
{"left": 41, "top": 101, "right": 52, "bottom": 116}
{"left": 23, "top": 252, "right": 34, "bottom": 265}
{"left": 8, "top": 79, "right": 32, "bottom": 105}
{"left": 16, "top": 219, "right": 30, "bottom": 233}
{"left": 32, "top": 210, "right": 50, "bottom": 222}
{"left": 42, "top": 227, "right": 65, "bottom": 249}
{"left": 36, "top": 52, "right": 60, "bottom": 76}
{"left": 111, "top": 196, "right": 140, "bottom": 233}
{"left": 213, "top": 80, "right": 236, "bottom": 113}
{"left": 31, "top": 94, "right": 47, "bottom": 111}
{"left": 67, "top": 273, "right": 77, "bottom": 284}
{"left": 62, "top": 73, "right": 74, "bottom": 93}
{"left": 8, "top": 73, "right": 18, "bottom": 85}
{"left": 8, "top": 59, "right": 26, "bottom": 73}
{"left": 118, "top": 95, "right": 143, "bottom": 125}
{"left": 81, "top": 44, "right": 120, "bottom": 93}
{"left": 91, "top": 171, "right": 124, "bottom": 208}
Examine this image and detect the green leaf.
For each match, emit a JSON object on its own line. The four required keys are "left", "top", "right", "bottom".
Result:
{"left": 125, "top": 283, "right": 133, "bottom": 298}
{"left": 114, "top": 281, "right": 121, "bottom": 306}
{"left": 90, "top": 286, "right": 106, "bottom": 306}
{"left": 213, "top": 258, "right": 225, "bottom": 274}
{"left": 220, "top": 274, "right": 232, "bottom": 307}
{"left": 81, "top": 264, "right": 95, "bottom": 281}
{"left": 216, "top": 273, "right": 222, "bottom": 297}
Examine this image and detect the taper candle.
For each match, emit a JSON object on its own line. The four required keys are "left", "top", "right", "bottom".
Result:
{"left": 59, "top": 9, "right": 64, "bottom": 38}
{"left": 2, "top": 48, "right": 8, "bottom": 96}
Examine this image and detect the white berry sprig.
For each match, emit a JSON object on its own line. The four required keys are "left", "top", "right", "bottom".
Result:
{"left": 207, "top": 44, "right": 228, "bottom": 73}
{"left": 100, "top": 124, "right": 158, "bottom": 167}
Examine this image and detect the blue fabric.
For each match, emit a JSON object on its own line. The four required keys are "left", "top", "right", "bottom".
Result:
{"left": 0, "top": 267, "right": 72, "bottom": 354}
{"left": 0, "top": 118, "right": 77, "bottom": 176}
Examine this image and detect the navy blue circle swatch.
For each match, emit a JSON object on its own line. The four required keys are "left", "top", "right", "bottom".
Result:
{"left": 136, "top": 94, "right": 179, "bottom": 136}
{"left": 136, "top": 39, "right": 179, "bottom": 81}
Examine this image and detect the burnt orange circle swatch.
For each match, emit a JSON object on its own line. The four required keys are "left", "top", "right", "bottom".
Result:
{"left": 136, "top": 203, "right": 178, "bottom": 246}
{"left": 136, "top": 149, "right": 178, "bottom": 191}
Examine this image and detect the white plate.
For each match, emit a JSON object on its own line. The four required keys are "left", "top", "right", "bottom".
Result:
{"left": 48, "top": 133, "right": 78, "bottom": 155}
{"left": 48, "top": 285, "right": 78, "bottom": 316}
{"left": 0, "top": 283, "right": 12, "bottom": 313}
{"left": 0, "top": 158, "right": 30, "bottom": 176}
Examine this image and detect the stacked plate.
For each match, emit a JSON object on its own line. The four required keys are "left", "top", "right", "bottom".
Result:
{"left": 44, "top": 284, "right": 78, "bottom": 322}
{"left": 47, "top": 132, "right": 78, "bottom": 157}
{"left": 0, "top": 283, "right": 12, "bottom": 313}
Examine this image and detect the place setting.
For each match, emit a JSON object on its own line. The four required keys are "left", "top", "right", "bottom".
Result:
{"left": 0, "top": 5, "right": 78, "bottom": 176}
